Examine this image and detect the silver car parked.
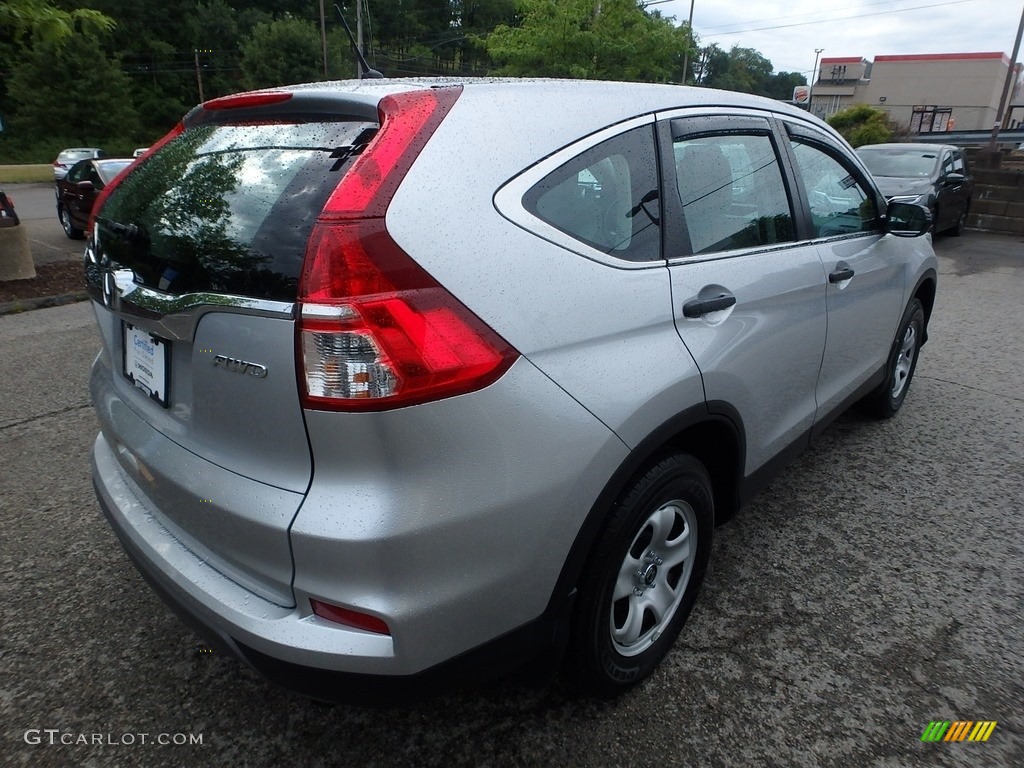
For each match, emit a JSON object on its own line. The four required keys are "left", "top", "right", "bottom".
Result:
{"left": 87, "top": 79, "right": 936, "bottom": 701}
{"left": 52, "top": 147, "right": 105, "bottom": 181}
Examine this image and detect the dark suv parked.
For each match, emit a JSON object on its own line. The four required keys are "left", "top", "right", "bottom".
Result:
{"left": 856, "top": 142, "right": 973, "bottom": 235}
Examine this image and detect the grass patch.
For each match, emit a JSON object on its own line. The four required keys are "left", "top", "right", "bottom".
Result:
{"left": 0, "top": 165, "right": 53, "bottom": 184}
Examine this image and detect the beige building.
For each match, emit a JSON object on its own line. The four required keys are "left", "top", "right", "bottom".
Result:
{"left": 808, "top": 52, "right": 1024, "bottom": 132}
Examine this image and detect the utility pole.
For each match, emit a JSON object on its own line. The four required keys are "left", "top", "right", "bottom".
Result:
{"left": 194, "top": 49, "right": 205, "bottom": 103}
{"left": 987, "top": 2, "right": 1024, "bottom": 152}
{"left": 681, "top": 0, "right": 695, "bottom": 85}
{"left": 808, "top": 48, "right": 824, "bottom": 115}
{"left": 319, "top": 0, "right": 328, "bottom": 77}
{"left": 356, "top": 0, "right": 364, "bottom": 79}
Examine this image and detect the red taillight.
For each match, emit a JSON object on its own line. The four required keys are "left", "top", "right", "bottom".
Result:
{"left": 310, "top": 598, "right": 390, "bottom": 635}
{"left": 297, "top": 86, "right": 519, "bottom": 412}
{"left": 322, "top": 88, "right": 460, "bottom": 219}
{"left": 203, "top": 91, "right": 293, "bottom": 111}
{"left": 87, "top": 121, "right": 185, "bottom": 236}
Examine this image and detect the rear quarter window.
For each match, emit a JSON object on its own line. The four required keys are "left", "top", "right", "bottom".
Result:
{"left": 522, "top": 125, "right": 661, "bottom": 262}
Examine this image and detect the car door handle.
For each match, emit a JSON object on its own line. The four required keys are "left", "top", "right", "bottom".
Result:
{"left": 683, "top": 294, "right": 737, "bottom": 318}
{"left": 829, "top": 267, "right": 854, "bottom": 283}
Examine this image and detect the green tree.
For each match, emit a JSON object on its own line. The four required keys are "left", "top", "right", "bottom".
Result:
{"left": 1, "top": 0, "right": 114, "bottom": 45}
{"left": 704, "top": 46, "right": 772, "bottom": 94}
{"left": 692, "top": 43, "right": 729, "bottom": 86}
{"left": 826, "top": 104, "right": 893, "bottom": 147}
{"left": 188, "top": 0, "right": 244, "bottom": 100}
{"left": 765, "top": 70, "right": 807, "bottom": 101}
{"left": 486, "top": 0, "right": 687, "bottom": 82}
{"left": 7, "top": 34, "right": 140, "bottom": 149}
{"left": 240, "top": 18, "right": 324, "bottom": 89}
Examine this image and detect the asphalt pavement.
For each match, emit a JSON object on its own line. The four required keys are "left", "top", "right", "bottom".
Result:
{"left": 0, "top": 232, "right": 1021, "bottom": 767}
{"left": 3, "top": 182, "right": 84, "bottom": 266}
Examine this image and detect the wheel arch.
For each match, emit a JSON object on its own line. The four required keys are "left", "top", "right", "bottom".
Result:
{"left": 542, "top": 403, "right": 745, "bottom": 655}
{"left": 911, "top": 270, "right": 937, "bottom": 345}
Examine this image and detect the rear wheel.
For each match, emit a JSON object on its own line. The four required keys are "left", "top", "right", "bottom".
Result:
{"left": 59, "top": 205, "right": 84, "bottom": 239}
{"left": 860, "top": 298, "right": 925, "bottom": 418}
{"left": 565, "top": 453, "right": 713, "bottom": 697}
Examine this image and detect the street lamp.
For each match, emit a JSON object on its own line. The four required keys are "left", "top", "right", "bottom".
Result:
{"left": 809, "top": 48, "right": 824, "bottom": 114}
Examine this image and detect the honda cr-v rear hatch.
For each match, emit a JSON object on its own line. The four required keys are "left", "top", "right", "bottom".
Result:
{"left": 88, "top": 96, "right": 380, "bottom": 605}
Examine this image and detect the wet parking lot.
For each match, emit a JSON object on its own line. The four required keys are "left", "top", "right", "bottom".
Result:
{"left": 1, "top": 232, "right": 1021, "bottom": 767}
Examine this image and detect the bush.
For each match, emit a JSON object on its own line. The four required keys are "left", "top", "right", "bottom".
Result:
{"left": 826, "top": 104, "right": 893, "bottom": 147}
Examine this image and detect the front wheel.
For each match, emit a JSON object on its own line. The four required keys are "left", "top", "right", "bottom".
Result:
{"left": 565, "top": 453, "right": 714, "bottom": 697}
{"left": 949, "top": 201, "right": 969, "bottom": 237}
{"left": 861, "top": 298, "right": 925, "bottom": 418}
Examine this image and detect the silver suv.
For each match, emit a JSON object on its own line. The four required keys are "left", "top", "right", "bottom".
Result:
{"left": 87, "top": 79, "right": 936, "bottom": 700}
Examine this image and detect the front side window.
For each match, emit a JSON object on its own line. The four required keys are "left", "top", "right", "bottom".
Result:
{"left": 67, "top": 162, "right": 87, "bottom": 184}
{"left": 523, "top": 126, "right": 661, "bottom": 262}
{"left": 952, "top": 151, "right": 965, "bottom": 173}
{"left": 941, "top": 152, "right": 955, "bottom": 177}
{"left": 790, "top": 140, "right": 878, "bottom": 237}
{"left": 671, "top": 133, "right": 794, "bottom": 255}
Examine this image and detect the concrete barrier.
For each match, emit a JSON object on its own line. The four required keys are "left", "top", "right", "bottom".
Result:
{"left": 0, "top": 223, "right": 36, "bottom": 280}
{"left": 967, "top": 167, "right": 1024, "bottom": 236}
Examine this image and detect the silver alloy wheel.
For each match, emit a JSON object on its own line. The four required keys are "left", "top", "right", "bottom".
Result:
{"left": 60, "top": 207, "right": 71, "bottom": 235}
{"left": 892, "top": 323, "right": 917, "bottom": 398}
{"left": 610, "top": 499, "right": 697, "bottom": 657}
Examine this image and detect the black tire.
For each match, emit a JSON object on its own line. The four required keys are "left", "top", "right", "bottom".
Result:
{"left": 564, "top": 453, "right": 714, "bottom": 698}
{"left": 949, "top": 201, "right": 969, "bottom": 237}
{"left": 59, "top": 205, "right": 84, "bottom": 239}
{"left": 860, "top": 298, "right": 925, "bottom": 418}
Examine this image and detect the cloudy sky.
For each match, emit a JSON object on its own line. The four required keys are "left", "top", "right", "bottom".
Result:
{"left": 658, "top": 0, "right": 1022, "bottom": 76}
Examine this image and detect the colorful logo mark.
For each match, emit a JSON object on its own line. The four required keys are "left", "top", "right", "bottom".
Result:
{"left": 921, "top": 721, "right": 997, "bottom": 743}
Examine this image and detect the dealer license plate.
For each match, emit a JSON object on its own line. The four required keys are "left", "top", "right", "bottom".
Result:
{"left": 123, "top": 323, "right": 169, "bottom": 407}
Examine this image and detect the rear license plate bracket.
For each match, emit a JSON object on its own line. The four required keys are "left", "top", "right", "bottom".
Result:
{"left": 122, "top": 322, "right": 170, "bottom": 407}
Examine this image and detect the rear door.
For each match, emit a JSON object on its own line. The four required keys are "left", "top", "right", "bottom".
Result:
{"left": 87, "top": 113, "right": 378, "bottom": 603}
{"left": 659, "top": 113, "right": 827, "bottom": 478}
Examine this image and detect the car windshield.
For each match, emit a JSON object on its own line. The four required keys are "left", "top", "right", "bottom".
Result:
{"left": 857, "top": 148, "right": 938, "bottom": 178}
{"left": 97, "top": 160, "right": 134, "bottom": 184}
{"left": 60, "top": 149, "right": 98, "bottom": 162}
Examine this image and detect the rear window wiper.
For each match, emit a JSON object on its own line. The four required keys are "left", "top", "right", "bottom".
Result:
{"left": 96, "top": 216, "right": 149, "bottom": 246}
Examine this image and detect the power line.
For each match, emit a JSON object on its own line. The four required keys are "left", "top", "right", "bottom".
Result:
{"left": 695, "top": 0, "right": 978, "bottom": 34}
{"left": 698, "top": 0, "right": 977, "bottom": 39}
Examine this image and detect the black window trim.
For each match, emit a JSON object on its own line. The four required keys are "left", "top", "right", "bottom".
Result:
{"left": 658, "top": 114, "right": 803, "bottom": 262}
{"left": 777, "top": 120, "right": 888, "bottom": 244}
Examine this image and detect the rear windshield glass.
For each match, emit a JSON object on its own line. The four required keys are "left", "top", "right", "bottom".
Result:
{"left": 98, "top": 120, "right": 377, "bottom": 301}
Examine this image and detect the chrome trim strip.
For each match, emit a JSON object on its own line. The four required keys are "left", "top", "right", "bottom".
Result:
{"left": 85, "top": 230, "right": 295, "bottom": 341}
{"left": 90, "top": 272, "right": 295, "bottom": 342}
{"left": 301, "top": 303, "right": 357, "bottom": 320}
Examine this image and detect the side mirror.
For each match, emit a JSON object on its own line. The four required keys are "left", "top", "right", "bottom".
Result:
{"left": 944, "top": 172, "right": 966, "bottom": 185}
{"left": 886, "top": 201, "right": 932, "bottom": 237}
{"left": 76, "top": 180, "right": 95, "bottom": 191}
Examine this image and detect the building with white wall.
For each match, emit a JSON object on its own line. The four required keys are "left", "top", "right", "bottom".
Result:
{"left": 808, "top": 52, "right": 1023, "bottom": 132}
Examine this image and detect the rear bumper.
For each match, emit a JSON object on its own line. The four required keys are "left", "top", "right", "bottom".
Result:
{"left": 93, "top": 464, "right": 556, "bottom": 703}
{"left": 91, "top": 353, "right": 630, "bottom": 696}
{"left": 92, "top": 433, "right": 396, "bottom": 671}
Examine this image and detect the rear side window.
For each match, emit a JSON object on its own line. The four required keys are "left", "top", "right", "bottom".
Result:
{"left": 522, "top": 126, "right": 661, "bottom": 262}
{"left": 99, "top": 120, "right": 376, "bottom": 301}
{"left": 670, "top": 133, "right": 794, "bottom": 256}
